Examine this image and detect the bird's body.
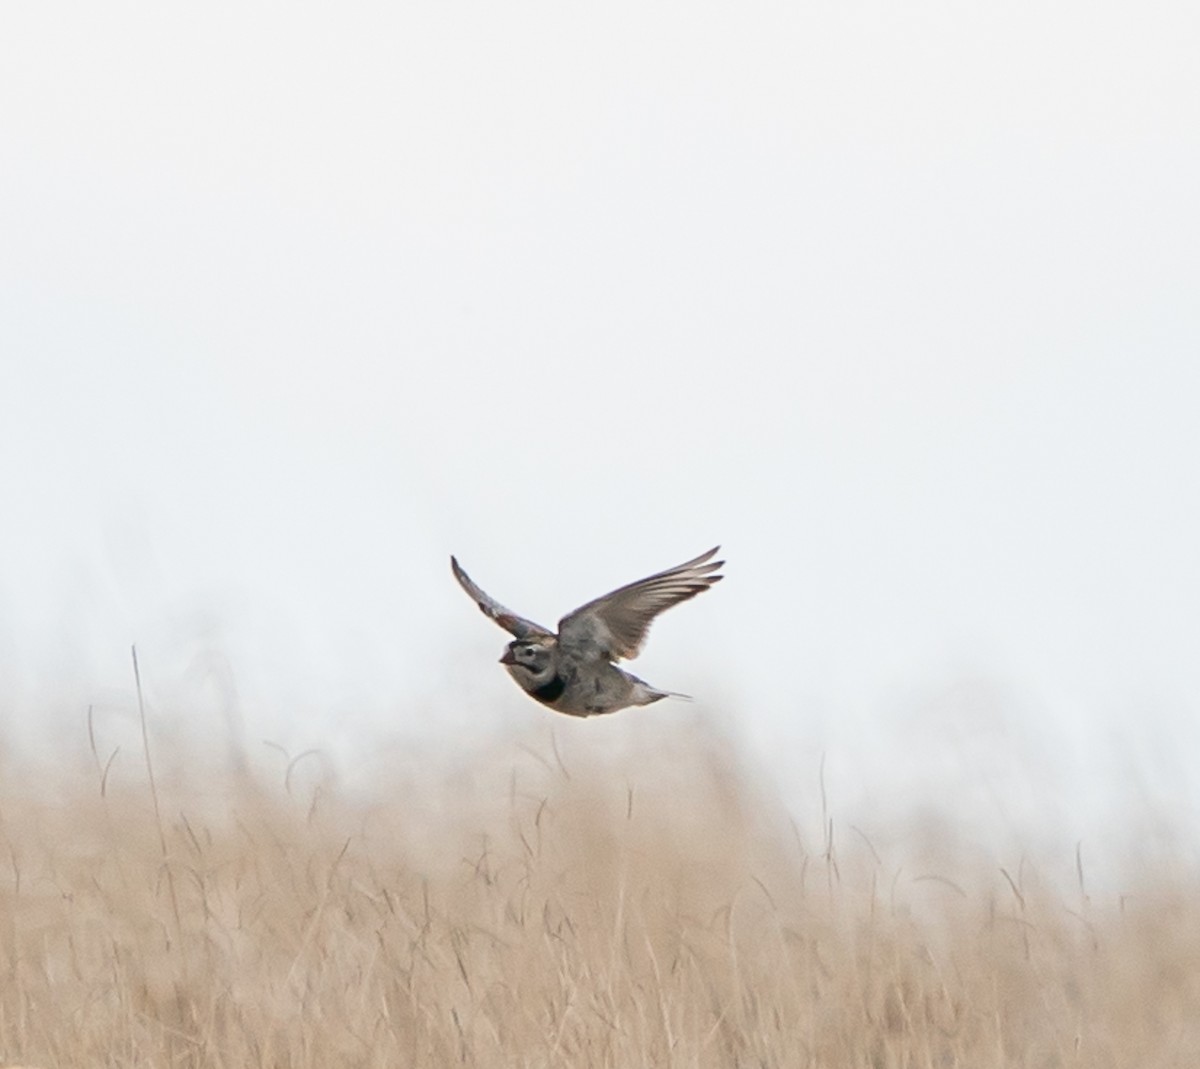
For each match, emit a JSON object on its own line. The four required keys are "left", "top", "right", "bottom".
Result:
{"left": 451, "top": 547, "right": 724, "bottom": 717}
{"left": 497, "top": 634, "right": 671, "bottom": 716}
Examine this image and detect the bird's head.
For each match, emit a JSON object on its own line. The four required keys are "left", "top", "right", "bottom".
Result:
{"left": 500, "top": 636, "right": 557, "bottom": 688}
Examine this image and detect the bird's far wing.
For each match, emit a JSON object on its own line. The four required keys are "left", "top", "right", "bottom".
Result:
{"left": 557, "top": 546, "right": 724, "bottom": 661}
{"left": 450, "top": 556, "right": 554, "bottom": 639}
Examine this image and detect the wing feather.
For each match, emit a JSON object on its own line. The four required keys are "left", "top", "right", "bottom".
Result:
{"left": 450, "top": 556, "right": 553, "bottom": 639}
{"left": 557, "top": 546, "right": 724, "bottom": 661}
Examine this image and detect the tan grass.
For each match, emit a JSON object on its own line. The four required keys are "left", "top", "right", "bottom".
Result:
{"left": 0, "top": 724, "right": 1197, "bottom": 1067}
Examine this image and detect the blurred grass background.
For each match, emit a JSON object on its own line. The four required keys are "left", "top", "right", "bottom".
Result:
{"left": 1, "top": 718, "right": 1197, "bottom": 1067}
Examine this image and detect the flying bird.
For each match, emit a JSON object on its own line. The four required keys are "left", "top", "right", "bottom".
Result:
{"left": 450, "top": 547, "right": 724, "bottom": 716}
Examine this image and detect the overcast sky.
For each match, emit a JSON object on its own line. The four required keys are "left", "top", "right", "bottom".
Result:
{"left": 1, "top": 2, "right": 1198, "bottom": 856}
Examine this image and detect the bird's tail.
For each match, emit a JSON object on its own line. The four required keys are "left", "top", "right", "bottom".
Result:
{"left": 632, "top": 679, "right": 693, "bottom": 706}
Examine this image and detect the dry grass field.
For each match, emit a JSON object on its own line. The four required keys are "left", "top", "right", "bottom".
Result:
{"left": 0, "top": 721, "right": 1197, "bottom": 1068}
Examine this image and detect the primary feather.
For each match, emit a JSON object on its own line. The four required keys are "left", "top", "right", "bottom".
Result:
{"left": 557, "top": 546, "right": 724, "bottom": 661}
{"left": 449, "top": 556, "right": 552, "bottom": 639}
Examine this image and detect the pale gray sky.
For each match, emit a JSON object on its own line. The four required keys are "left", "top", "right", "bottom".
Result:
{"left": 1, "top": 2, "right": 1198, "bottom": 856}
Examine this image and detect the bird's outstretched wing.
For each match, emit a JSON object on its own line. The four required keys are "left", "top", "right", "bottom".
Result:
{"left": 557, "top": 546, "right": 723, "bottom": 661}
{"left": 450, "top": 556, "right": 554, "bottom": 639}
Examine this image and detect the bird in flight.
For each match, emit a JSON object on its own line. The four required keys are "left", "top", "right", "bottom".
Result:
{"left": 450, "top": 547, "right": 724, "bottom": 717}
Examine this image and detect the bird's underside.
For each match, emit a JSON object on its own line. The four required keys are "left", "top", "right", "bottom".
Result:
{"left": 529, "top": 655, "right": 671, "bottom": 718}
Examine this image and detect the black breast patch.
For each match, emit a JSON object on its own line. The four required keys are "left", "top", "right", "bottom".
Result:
{"left": 532, "top": 675, "right": 567, "bottom": 703}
